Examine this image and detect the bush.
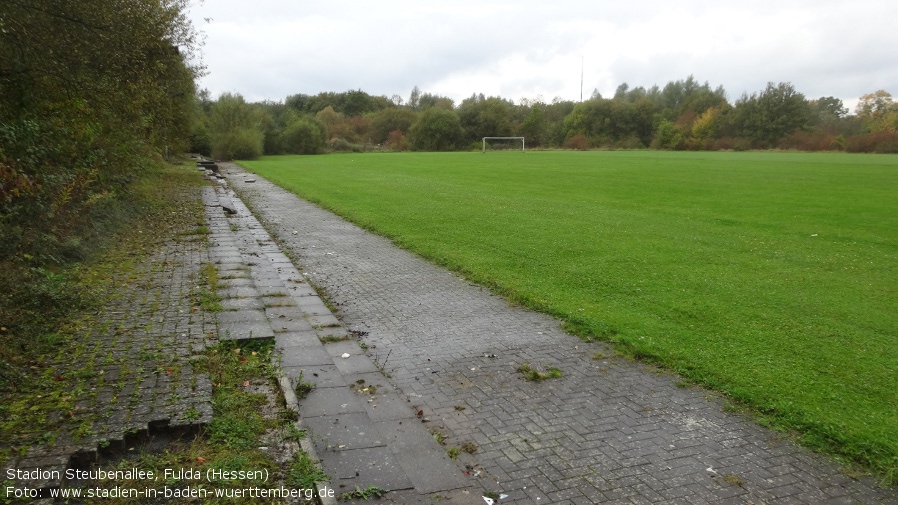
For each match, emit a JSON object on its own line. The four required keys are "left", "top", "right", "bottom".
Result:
{"left": 846, "top": 131, "right": 898, "bottom": 153}
{"left": 385, "top": 130, "right": 409, "bottom": 151}
{"left": 282, "top": 118, "right": 325, "bottom": 154}
{"left": 651, "top": 120, "right": 685, "bottom": 150}
{"left": 189, "top": 123, "right": 212, "bottom": 156}
{"left": 409, "top": 108, "right": 463, "bottom": 151}
{"left": 212, "top": 128, "right": 264, "bottom": 160}
{"left": 327, "top": 138, "right": 365, "bottom": 153}
{"left": 780, "top": 131, "right": 842, "bottom": 151}
{"left": 615, "top": 135, "right": 645, "bottom": 149}
{"left": 564, "top": 134, "right": 588, "bottom": 150}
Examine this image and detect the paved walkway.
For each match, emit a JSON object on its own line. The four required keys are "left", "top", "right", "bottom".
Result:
{"left": 205, "top": 174, "right": 482, "bottom": 504}
{"left": 1, "top": 185, "right": 215, "bottom": 497}
{"left": 224, "top": 163, "right": 897, "bottom": 505}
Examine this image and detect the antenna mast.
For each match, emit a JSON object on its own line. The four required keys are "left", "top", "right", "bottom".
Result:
{"left": 580, "top": 56, "right": 584, "bottom": 102}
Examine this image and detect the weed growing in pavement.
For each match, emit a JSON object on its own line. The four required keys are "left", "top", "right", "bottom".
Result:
{"left": 286, "top": 450, "right": 327, "bottom": 489}
{"left": 518, "top": 363, "right": 563, "bottom": 382}
{"left": 318, "top": 335, "right": 350, "bottom": 343}
{"left": 294, "top": 370, "right": 315, "bottom": 399}
{"left": 339, "top": 485, "right": 387, "bottom": 500}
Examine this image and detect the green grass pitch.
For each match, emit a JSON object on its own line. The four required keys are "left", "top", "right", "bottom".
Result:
{"left": 241, "top": 150, "right": 898, "bottom": 482}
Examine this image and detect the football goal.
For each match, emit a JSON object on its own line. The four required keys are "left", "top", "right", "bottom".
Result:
{"left": 482, "top": 137, "right": 525, "bottom": 153}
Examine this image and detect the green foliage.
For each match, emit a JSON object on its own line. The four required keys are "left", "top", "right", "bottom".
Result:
{"left": 734, "top": 82, "right": 811, "bottom": 146}
{"left": 367, "top": 107, "right": 418, "bottom": 144}
{"left": 520, "top": 106, "right": 546, "bottom": 146}
{"left": 457, "top": 94, "right": 514, "bottom": 139}
{"left": 339, "top": 485, "right": 387, "bottom": 500}
{"left": 286, "top": 451, "right": 327, "bottom": 488}
{"left": 282, "top": 116, "right": 326, "bottom": 154}
{"left": 409, "top": 108, "right": 464, "bottom": 151}
{"left": 518, "top": 363, "right": 563, "bottom": 381}
{"left": 652, "top": 119, "right": 685, "bottom": 149}
{"left": 198, "top": 341, "right": 278, "bottom": 450}
{"left": 209, "top": 93, "right": 266, "bottom": 160}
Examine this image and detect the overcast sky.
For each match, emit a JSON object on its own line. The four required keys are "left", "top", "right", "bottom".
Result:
{"left": 187, "top": 0, "right": 898, "bottom": 113}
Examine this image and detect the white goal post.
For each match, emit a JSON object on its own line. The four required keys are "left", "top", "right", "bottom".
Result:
{"left": 482, "top": 137, "right": 525, "bottom": 153}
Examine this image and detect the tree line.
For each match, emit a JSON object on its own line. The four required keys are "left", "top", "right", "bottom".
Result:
{"left": 194, "top": 78, "right": 898, "bottom": 158}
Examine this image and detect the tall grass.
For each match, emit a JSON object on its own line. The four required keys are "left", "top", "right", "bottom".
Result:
{"left": 242, "top": 151, "right": 898, "bottom": 482}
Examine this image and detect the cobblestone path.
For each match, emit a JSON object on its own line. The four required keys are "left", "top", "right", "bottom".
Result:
{"left": 226, "top": 164, "right": 897, "bottom": 505}
{"left": 1, "top": 185, "right": 215, "bottom": 496}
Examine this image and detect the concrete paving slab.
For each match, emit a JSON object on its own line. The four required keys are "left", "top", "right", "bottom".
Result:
{"left": 275, "top": 330, "right": 323, "bottom": 348}
{"left": 217, "top": 320, "right": 274, "bottom": 341}
{"left": 284, "top": 364, "right": 347, "bottom": 389}
{"left": 217, "top": 286, "right": 260, "bottom": 299}
{"left": 332, "top": 352, "right": 380, "bottom": 375}
{"left": 307, "top": 313, "right": 342, "bottom": 329}
{"left": 273, "top": 318, "right": 317, "bottom": 333}
{"left": 319, "top": 446, "right": 414, "bottom": 493}
{"left": 220, "top": 277, "right": 254, "bottom": 288}
{"left": 305, "top": 412, "right": 387, "bottom": 452}
{"left": 215, "top": 309, "right": 269, "bottom": 324}
{"left": 374, "top": 419, "right": 470, "bottom": 494}
{"left": 219, "top": 297, "right": 264, "bottom": 311}
{"left": 300, "top": 387, "right": 366, "bottom": 418}
{"left": 279, "top": 346, "right": 335, "bottom": 367}
{"left": 359, "top": 391, "right": 418, "bottom": 422}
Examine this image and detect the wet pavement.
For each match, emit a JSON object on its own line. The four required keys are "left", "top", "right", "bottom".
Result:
{"left": 223, "top": 162, "right": 897, "bottom": 505}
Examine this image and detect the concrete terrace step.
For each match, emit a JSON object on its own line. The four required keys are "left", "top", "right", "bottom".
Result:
{"left": 204, "top": 181, "right": 480, "bottom": 502}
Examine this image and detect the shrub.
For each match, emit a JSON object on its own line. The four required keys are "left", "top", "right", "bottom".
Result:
{"left": 564, "top": 134, "right": 588, "bottom": 150}
{"left": 409, "top": 108, "right": 463, "bottom": 151}
{"left": 212, "top": 128, "right": 264, "bottom": 160}
{"left": 282, "top": 118, "right": 325, "bottom": 154}
{"left": 327, "top": 138, "right": 366, "bottom": 153}
{"left": 651, "top": 120, "right": 685, "bottom": 150}
{"left": 385, "top": 130, "right": 409, "bottom": 151}
{"left": 846, "top": 131, "right": 898, "bottom": 153}
{"left": 615, "top": 135, "right": 645, "bottom": 150}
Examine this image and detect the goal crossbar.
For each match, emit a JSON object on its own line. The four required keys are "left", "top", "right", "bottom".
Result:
{"left": 482, "top": 137, "right": 525, "bottom": 153}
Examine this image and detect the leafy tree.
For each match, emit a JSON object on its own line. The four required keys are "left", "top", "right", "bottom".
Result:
{"left": 457, "top": 95, "right": 514, "bottom": 140}
{"left": 0, "top": 0, "right": 203, "bottom": 384}
{"left": 652, "top": 119, "right": 685, "bottom": 150}
{"left": 520, "top": 106, "right": 546, "bottom": 146}
{"left": 856, "top": 90, "right": 897, "bottom": 133}
{"left": 368, "top": 107, "right": 418, "bottom": 144}
{"left": 209, "top": 93, "right": 265, "bottom": 160}
{"left": 315, "top": 106, "right": 347, "bottom": 140}
{"left": 0, "top": 0, "right": 202, "bottom": 258}
{"left": 734, "top": 82, "right": 810, "bottom": 146}
{"left": 384, "top": 130, "right": 410, "bottom": 151}
{"left": 408, "top": 86, "right": 422, "bottom": 111}
{"left": 282, "top": 116, "right": 325, "bottom": 154}
{"left": 409, "top": 108, "right": 463, "bottom": 151}
{"left": 691, "top": 106, "right": 723, "bottom": 143}
{"left": 856, "top": 90, "right": 894, "bottom": 120}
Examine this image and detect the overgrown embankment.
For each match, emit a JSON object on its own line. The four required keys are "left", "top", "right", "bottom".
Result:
{"left": 0, "top": 0, "right": 202, "bottom": 393}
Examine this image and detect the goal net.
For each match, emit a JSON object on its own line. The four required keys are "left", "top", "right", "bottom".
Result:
{"left": 482, "top": 137, "right": 525, "bottom": 153}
